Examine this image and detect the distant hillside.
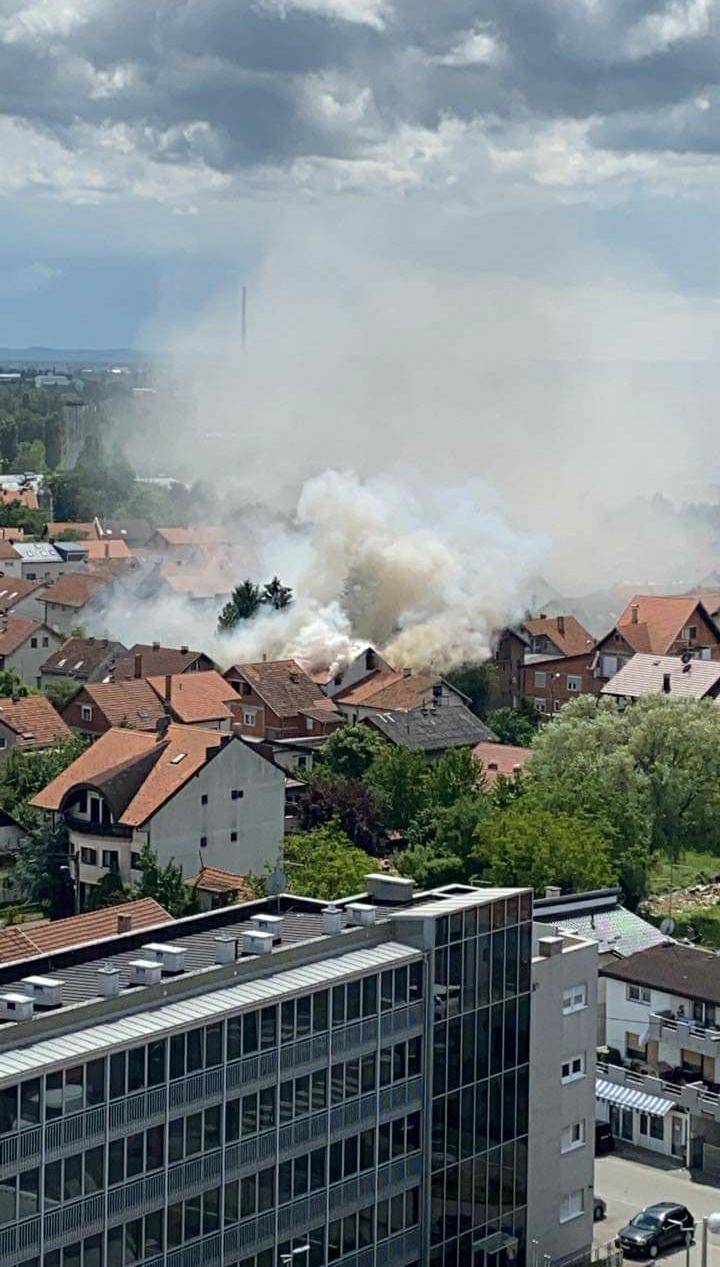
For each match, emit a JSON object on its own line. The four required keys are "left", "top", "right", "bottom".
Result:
{"left": 0, "top": 347, "right": 151, "bottom": 367}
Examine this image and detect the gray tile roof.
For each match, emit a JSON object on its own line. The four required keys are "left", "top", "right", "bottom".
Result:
{"left": 365, "top": 703, "right": 496, "bottom": 752}
{"left": 602, "top": 652, "right": 720, "bottom": 700}
{"left": 541, "top": 907, "right": 669, "bottom": 957}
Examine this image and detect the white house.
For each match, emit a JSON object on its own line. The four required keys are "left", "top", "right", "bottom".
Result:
{"left": 0, "top": 617, "right": 63, "bottom": 688}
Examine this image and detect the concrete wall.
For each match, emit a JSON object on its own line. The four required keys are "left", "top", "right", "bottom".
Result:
{"left": 5, "top": 626, "right": 63, "bottom": 688}
{"left": 604, "top": 978, "right": 683, "bottom": 1056}
{"left": 528, "top": 928, "right": 598, "bottom": 1266}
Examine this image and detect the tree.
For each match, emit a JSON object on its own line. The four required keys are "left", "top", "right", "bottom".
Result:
{"left": 445, "top": 661, "right": 496, "bottom": 719}
{"left": 0, "top": 668, "right": 29, "bottom": 699}
{"left": 425, "top": 746, "right": 484, "bottom": 808}
{"left": 365, "top": 745, "right": 429, "bottom": 832}
{"left": 398, "top": 794, "right": 489, "bottom": 888}
{"left": 218, "top": 580, "right": 262, "bottom": 631}
{"left": 133, "top": 841, "right": 198, "bottom": 916}
{"left": 43, "top": 676, "right": 82, "bottom": 712}
{"left": 283, "top": 820, "right": 373, "bottom": 901}
{"left": 0, "top": 737, "right": 88, "bottom": 827}
{"left": 263, "top": 577, "right": 293, "bottom": 610}
{"left": 85, "top": 872, "right": 131, "bottom": 910}
{"left": 472, "top": 803, "right": 616, "bottom": 894}
{"left": 15, "top": 439, "right": 46, "bottom": 472}
{"left": 487, "top": 699, "right": 539, "bottom": 746}
{"left": 15, "top": 819, "right": 76, "bottom": 917}
{"left": 318, "top": 723, "right": 385, "bottom": 780}
{"left": 301, "top": 773, "right": 384, "bottom": 848}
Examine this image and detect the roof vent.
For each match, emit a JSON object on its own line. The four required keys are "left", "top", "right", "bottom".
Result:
{"left": 214, "top": 934, "right": 238, "bottom": 964}
{"left": 538, "top": 936, "right": 563, "bottom": 958}
{"left": 129, "top": 958, "right": 162, "bottom": 986}
{"left": 142, "top": 943, "right": 186, "bottom": 974}
{"left": 0, "top": 993, "right": 33, "bottom": 1021}
{"left": 241, "top": 930, "right": 273, "bottom": 957}
{"left": 544, "top": 885, "right": 562, "bottom": 899}
{"left": 97, "top": 966, "right": 121, "bottom": 997}
{"left": 346, "top": 902, "right": 377, "bottom": 927}
{"left": 365, "top": 873, "right": 414, "bottom": 905}
{"left": 20, "top": 975, "right": 63, "bottom": 1007}
{"left": 322, "top": 903, "right": 344, "bottom": 934}
{"left": 250, "top": 913, "right": 284, "bottom": 942}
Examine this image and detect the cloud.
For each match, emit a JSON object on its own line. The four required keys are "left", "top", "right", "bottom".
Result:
{"left": 623, "top": 0, "right": 713, "bottom": 60}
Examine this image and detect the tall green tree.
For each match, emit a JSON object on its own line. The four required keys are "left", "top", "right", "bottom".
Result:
{"left": 487, "top": 699, "right": 539, "bottom": 746}
{"left": 217, "top": 580, "right": 262, "bottom": 631}
{"left": 472, "top": 803, "right": 616, "bottom": 894}
{"left": 133, "top": 841, "right": 198, "bottom": 916}
{"left": 15, "top": 819, "right": 76, "bottom": 918}
{"left": 365, "top": 745, "right": 429, "bottom": 832}
{"left": 0, "top": 737, "right": 88, "bottom": 827}
{"left": 319, "top": 723, "right": 385, "bottom": 780}
{"left": 283, "top": 820, "right": 372, "bottom": 901}
{"left": 263, "top": 577, "right": 293, "bottom": 610}
{"left": 445, "top": 662, "right": 496, "bottom": 719}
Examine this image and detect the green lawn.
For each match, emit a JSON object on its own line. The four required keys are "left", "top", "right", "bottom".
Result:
{"left": 649, "top": 848, "right": 720, "bottom": 894}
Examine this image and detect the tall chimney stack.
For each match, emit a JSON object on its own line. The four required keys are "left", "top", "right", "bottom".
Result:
{"left": 557, "top": 615, "right": 565, "bottom": 636}
{"left": 631, "top": 604, "right": 639, "bottom": 624}
{"left": 164, "top": 674, "right": 172, "bottom": 702}
{"left": 134, "top": 653, "right": 142, "bottom": 679}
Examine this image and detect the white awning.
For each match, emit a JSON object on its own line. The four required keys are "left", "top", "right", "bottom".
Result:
{"left": 596, "top": 1077, "right": 677, "bottom": 1117}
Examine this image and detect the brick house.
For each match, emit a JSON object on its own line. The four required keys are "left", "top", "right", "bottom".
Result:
{"left": 112, "top": 642, "right": 216, "bottom": 681}
{"left": 594, "top": 595, "right": 720, "bottom": 686}
{"left": 63, "top": 679, "right": 167, "bottom": 740}
{"left": 523, "top": 651, "right": 598, "bottom": 717}
{"left": 224, "top": 659, "right": 342, "bottom": 740}
{"left": 492, "top": 627, "right": 529, "bottom": 709}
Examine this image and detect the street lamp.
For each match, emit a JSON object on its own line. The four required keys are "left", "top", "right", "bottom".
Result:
{"left": 701, "top": 1213, "right": 720, "bottom": 1267}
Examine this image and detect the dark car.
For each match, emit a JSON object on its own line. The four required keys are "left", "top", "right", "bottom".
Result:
{"left": 595, "top": 1122, "right": 615, "bottom": 1155}
{"left": 594, "top": 1196, "right": 607, "bottom": 1223}
{"left": 617, "top": 1203, "right": 694, "bottom": 1258}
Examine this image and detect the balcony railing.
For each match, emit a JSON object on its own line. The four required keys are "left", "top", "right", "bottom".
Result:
{"left": 597, "top": 1058, "right": 720, "bottom": 1121}
{"left": 650, "top": 1010, "right": 720, "bottom": 1044}
{"left": 66, "top": 813, "right": 132, "bottom": 838}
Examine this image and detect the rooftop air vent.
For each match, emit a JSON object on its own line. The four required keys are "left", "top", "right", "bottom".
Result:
{"left": 322, "top": 903, "right": 343, "bottom": 934}
{"left": 97, "top": 966, "right": 121, "bottom": 998}
{"left": 538, "top": 936, "right": 563, "bottom": 958}
{"left": 214, "top": 935, "right": 238, "bottom": 965}
{"left": 346, "top": 902, "right": 377, "bottom": 927}
{"left": 129, "top": 959, "right": 162, "bottom": 986}
{"left": 20, "top": 975, "right": 63, "bottom": 1007}
{"left": 241, "top": 930, "right": 273, "bottom": 957}
{"left": 365, "top": 873, "right": 414, "bottom": 905}
{"left": 142, "top": 943, "right": 186, "bottom": 974}
{"left": 250, "top": 914, "right": 284, "bottom": 942}
{"left": 0, "top": 993, "right": 33, "bottom": 1021}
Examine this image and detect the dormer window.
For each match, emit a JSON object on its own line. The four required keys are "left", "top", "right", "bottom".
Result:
{"left": 81, "top": 705, "right": 93, "bottom": 722}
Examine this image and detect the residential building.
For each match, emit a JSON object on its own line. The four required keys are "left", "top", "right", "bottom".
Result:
{"left": 146, "top": 525, "right": 228, "bottom": 558}
{"left": 473, "top": 742, "right": 532, "bottom": 786}
{"left": 254, "top": 735, "right": 327, "bottom": 778}
{"left": 112, "top": 642, "right": 216, "bottom": 682}
{"left": 62, "top": 679, "right": 167, "bottom": 739}
{"left": 0, "top": 542, "right": 20, "bottom": 570}
{"left": 334, "top": 671, "right": 467, "bottom": 722}
{"left": 0, "top": 896, "right": 172, "bottom": 962}
{"left": 0, "top": 579, "right": 47, "bottom": 624}
{"left": 158, "top": 563, "right": 233, "bottom": 607}
{"left": 31, "top": 722, "right": 285, "bottom": 899}
{"left": 318, "top": 646, "right": 395, "bottom": 699}
{"left": 522, "top": 615, "right": 595, "bottom": 660}
{"left": 3, "top": 543, "right": 67, "bottom": 583}
{"left": 601, "top": 653, "right": 720, "bottom": 702}
{"left": 146, "top": 671, "right": 241, "bottom": 732}
{"left": 491, "top": 628, "right": 529, "bottom": 710}
{"left": 93, "top": 518, "right": 152, "bottom": 548}
{"left": 185, "top": 865, "right": 256, "bottom": 911}
{"left": 40, "top": 637, "right": 128, "bottom": 690}
{"left": 0, "top": 693, "right": 73, "bottom": 756}
{"left": 43, "top": 522, "right": 95, "bottom": 541}
{"left": 523, "top": 652, "right": 598, "bottom": 717}
{"left": 42, "top": 574, "right": 111, "bottom": 636}
{"left": 79, "top": 539, "right": 134, "bottom": 566}
{"left": 362, "top": 702, "right": 496, "bottom": 757}
{"left": 0, "top": 876, "right": 545, "bottom": 1267}
{"left": 528, "top": 928, "right": 598, "bottom": 1267}
{"left": 224, "top": 659, "right": 342, "bottom": 740}
{"left": 0, "top": 617, "right": 63, "bottom": 688}
{"left": 0, "top": 808, "right": 26, "bottom": 903}
{"left": 0, "top": 487, "right": 39, "bottom": 511}
{"left": 593, "top": 594, "right": 720, "bottom": 685}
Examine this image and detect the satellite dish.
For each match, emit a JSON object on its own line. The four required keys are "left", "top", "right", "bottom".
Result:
{"left": 660, "top": 917, "right": 676, "bottom": 936}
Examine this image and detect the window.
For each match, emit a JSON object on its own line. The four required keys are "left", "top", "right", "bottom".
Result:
{"left": 534, "top": 698, "right": 546, "bottom": 713}
{"left": 0, "top": 738, "right": 5, "bottom": 751}
{"left": 42, "top": 636, "right": 49, "bottom": 647}
{"left": 561, "top": 1054, "right": 585, "bottom": 1083}
{"left": 80, "top": 847, "right": 97, "bottom": 866}
{"left": 131, "top": 852, "right": 142, "bottom": 870}
{"left": 101, "top": 850, "right": 119, "bottom": 872}
{"left": 231, "top": 789, "right": 243, "bottom": 800}
{"left": 230, "top": 831, "right": 238, "bottom": 842}
{"left": 200, "top": 836, "right": 208, "bottom": 848}
{"left": 534, "top": 671, "right": 547, "bottom": 687}
{"left": 561, "top": 1121, "right": 586, "bottom": 1153}
{"left": 683, "top": 625, "right": 697, "bottom": 641}
{"left": 553, "top": 699, "right": 561, "bottom": 713}
{"left": 566, "top": 674, "right": 582, "bottom": 692}
{"left": 560, "top": 1190, "right": 584, "bottom": 1223}
{"left": 627, "top": 984, "right": 651, "bottom": 1004}
{"left": 626, "top": 1031, "right": 645, "bottom": 1059}
{"left": 200, "top": 794, "right": 208, "bottom": 806}
{"left": 30, "top": 637, "right": 37, "bottom": 649}
{"left": 81, "top": 705, "right": 93, "bottom": 722}
{"left": 243, "top": 710, "right": 256, "bottom": 726}
{"left": 563, "top": 984, "right": 587, "bottom": 1014}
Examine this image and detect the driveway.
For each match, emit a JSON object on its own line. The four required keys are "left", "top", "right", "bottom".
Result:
{"left": 595, "top": 1149, "right": 720, "bottom": 1265}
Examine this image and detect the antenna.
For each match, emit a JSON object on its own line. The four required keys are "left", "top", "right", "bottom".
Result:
{"left": 241, "top": 286, "right": 247, "bottom": 351}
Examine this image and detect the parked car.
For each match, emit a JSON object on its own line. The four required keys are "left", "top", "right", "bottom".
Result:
{"left": 595, "top": 1122, "right": 615, "bottom": 1155}
{"left": 617, "top": 1203, "right": 694, "bottom": 1258}
{"left": 594, "top": 1197, "right": 607, "bottom": 1223}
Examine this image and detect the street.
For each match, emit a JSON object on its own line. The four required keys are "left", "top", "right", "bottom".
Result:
{"left": 595, "top": 1151, "right": 720, "bottom": 1266}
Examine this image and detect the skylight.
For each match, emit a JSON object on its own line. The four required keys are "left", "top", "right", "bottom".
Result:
{"left": 170, "top": 753, "right": 187, "bottom": 764}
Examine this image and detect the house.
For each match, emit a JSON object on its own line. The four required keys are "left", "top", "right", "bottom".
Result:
{"left": 0, "top": 896, "right": 171, "bottom": 961}
{"left": 0, "top": 578, "right": 47, "bottom": 623}
{"left": 184, "top": 864, "right": 256, "bottom": 911}
{"left": 318, "top": 646, "right": 395, "bottom": 699}
{"left": 146, "top": 525, "right": 228, "bottom": 559}
{"left": 52, "top": 541, "right": 89, "bottom": 568}
{"left": 93, "top": 517, "right": 152, "bottom": 548}
{"left": 594, "top": 594, "right": 720, "bottom": 685}
{"left": 43, "top": 522, "right": 95, "bottom": 540}
{"left": 0, "top": 693, "right": 73, "bottom": 756}
{"left": 0, "top": 542, "right": 20, "bottom": 570}
{"left": 224, "top": 658, "right": 343, "bottom": 740}
{"left": 0, "top": 487, "right": 39, "bottom": 511}
{"left": 597, "top": 942, "right": 720, "bottom": 1170}
{"left": 0, "top": 807, "right": 26, "bottom": 903}
{"left": 363, "top": 701, "right": 496, "bottom": 757}
{"left": 40, "top": 636, "right": 128, "bottom": 689}
{"left": 601, "top": 653, "right": 720, "bottom": 703}
{"left": 523, "top": 651, "right": 599, "bottom": 717}
{"left": 79, "top": 538, "right": 134, "bottom": 565}
{"left": 334, "top": 669, "right": 467, "bottom": 721}
{"left": 41, "top": 573, "right": 111, "bottom": 635}
{"left": 31, "top": 723, "right": 285, "bottom": 902}
{"left": 112, "top": 641, "right": 216, "bottom": 681}
{"left": 492, "top": 627, "right": 529, "bottom": 709}
{"left": 146, "top": 670, "right": 241, "bottom": 732}
{"left": 523, "top": 613, "right": 595, "bottom": 659}
{"left": 159, "top": 562, "right": 233, "bottom": 605}
{"left": 473, "top": 740, "right": 532, "bottom": 784}
{"left": 0, "top": 616, "right": 63, "bottom": 687}
{"left": 62, "top": 678, "right": 167, "bottom": 739}
{"left": 2, "top": 542, "right": 68, "bottom": 583}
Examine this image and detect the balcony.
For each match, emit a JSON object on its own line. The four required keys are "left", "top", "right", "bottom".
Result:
{"left": 647, "top": 1010, "right": 720, "bottom": 1062}
{"left": 597, "top": 1059, "right": 720, "bottom": 1123}
{"left": 65, "top": 812, "right": 132, "bottom": 839}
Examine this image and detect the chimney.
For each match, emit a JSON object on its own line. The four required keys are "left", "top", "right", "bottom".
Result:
{"left": 322, "top": 903, "right": 343, "bottom": 934}
{"left": 663, "top": 672, "right": 672, "bottom": 694}
{"left": 544, "top": 885, "right": 562, "bottom": 899}
{"left": 631, "top": 604, "right": 639, "bottom": 624}
{"left": 117, "top": 912, "right": 132, "bottom": 934}
{"left": 164, "top": 674, "right": 172, "bottom": 702}
{"left": 214, "top": 935, "right": 238, "bottom": 964}
{"left": 152, "top": 641, "right": 160, "bottom": 651}
{"left": 97, "top": 966, "right": 120, "bottom": 998}
{"left": 403, "top": 667, "right": 412, "bottom": 678}
{"left": 134, "top": 653, "right": 142, "bottom": 679}
{"left": 104, "top": 542, "right": 109, "bottom": 559}
{"left": 538, "top": 936, "right": 563, "bottom": 958}
{"left": 180, "top": 645, "right": 188, "bottom": 654}
{"left": 539, "top": 613, "right": 546, "bottom": 621}
{"left": 557, "top": 615, "right": 565, "bottom": 636}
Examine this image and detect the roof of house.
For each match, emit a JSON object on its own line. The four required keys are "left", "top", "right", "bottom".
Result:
{"left": 0, "top": 616, "right": 46, "bottom": 656}
{"left": 40, "top": 637, "right": 126, "bottom": 680}
{"left": 0, "top": 489, "right": 38, "bottom": 511}
{"left": 80, "top": 539, "right": 133, "bottom": 562}
{"left": 160, "top": 565, "right": 233, "bottom": 600}
{"left": 601, "top": 653, "right": 720, "bottom": 700}
{"left": 0, "top": 694, "right": 73, "bottom": 747}
{"left": 473, "top": 741, "right": 532, "bottom": 784}
{"left": 533, "top": 887, "right": 670, "bottom": 957}
{"left": 11, "top": 543, "right": 61, "bottom": 564}
{"left": 147, "top": 671, "right": 238, "bottom": 724}
{"left": 185, "top": 866, "right": 256, "bottom": 898}
{"left": 76, "top": 679, "right": 168, "bottom": 730}
{"left": 523, "top": 614, "right": 595, "bottom": 657}
{"left": 45, "top": 523, "right": 95, "bottom": 539}
{"left": 614, "top": 595, "right": 717, "bottom": 655}
{"left": 113, "top": 643, "right": 214, "bottom": 680}
{"left": 336, "top": 670, "right": 458, "bottom": 712}
{"left": 299, "top": 702, "right": 343, "bottom": 725}
{"left": 0, "top": 579, "right": 45, "bottom": 613}
{"left": 600, "top": 941, "right": 720, "bottom": 1005}
{"left": 152, "top": 526, "right": 227, "bottom": 547}
{"left": 228, "top": 659, "right": 329, "bottom": 718}
{"left": 94, "top": 518, "right": 152, "bottom": 546}
{"left": 365, "top": 702, "right": 496, "bottom": 752}
{"left": 42, "top": 573, "right": 110, "bottom": 609}
{"left": 31, "top": 723, "right": 229, "bottom": 827}
{"left": 0, "top": 543, "right": 20, "bottom": 562}
{"left": 0, "top": 897, "right": 172, "bottom": 963}
{"left": 0, "top": 529, "right": 25, "bottom": 543}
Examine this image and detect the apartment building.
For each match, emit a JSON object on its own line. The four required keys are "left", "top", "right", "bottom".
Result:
{"left": 0, "top": 876, "right": 583, "bottom": 1267}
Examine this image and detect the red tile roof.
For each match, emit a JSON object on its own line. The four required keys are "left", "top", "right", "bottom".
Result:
{"left": 113, "top": 644, "right": 214, "bottom": 680}
{"left": 473, "top": 741, "right": 532, "bottom": 785}
{"left": 153, "top": 526, "right": 227, "bottom": 547}
{"left": 0, "top": 543, "right": 19, "bottom": 561}
{"left": 1, "top": 489, "right": 38, "bottom": 511}
{"left": 185, "top": 866, "right": 256, "bottom": 897}
{"left": 615, "top": 594, "right": 715, "bottom": 655}
{"left": 79, "top": 539, "right": 133, "bottom": 561}
{"left": 523, "top": 615, "right": 595, "bottom": 657}
{"left": 0, "top": 616, "right": 45, "bottom": 656}
{"left": 0, "top": 578, "right": 45, "bottom": 612}
{"left": 336, "top": 670, "right": 444, "bottom": 711}
{"left": 0, "top": 694, "right": 73, "bottom": 747}
{"left": 0, "top": 897, "right": 171, "bottom": 962}
{"left": 79, "top": 679, "right": 167, "bottom": 730}
{"left": 147, "top": 671, "right": 238, "bottom": 724}
{"left": 43, "top": 573, "right": 110, "bottom": 609}
{"left": 227, "top": 660, "right": 329, "bottom": 718}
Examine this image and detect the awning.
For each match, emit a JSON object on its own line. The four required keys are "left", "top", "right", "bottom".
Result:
{"left": 596, "top": 1077, "right": 676, "bottom": 1117}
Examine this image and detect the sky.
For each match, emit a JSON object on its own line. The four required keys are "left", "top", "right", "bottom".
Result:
{"left": 1, "top": 0, "right": 719, "bottom": 350}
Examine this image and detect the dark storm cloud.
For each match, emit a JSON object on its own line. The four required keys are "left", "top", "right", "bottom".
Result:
{"left": 0, "top": 0, "right": 717, "bottom": 172}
